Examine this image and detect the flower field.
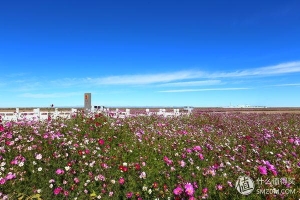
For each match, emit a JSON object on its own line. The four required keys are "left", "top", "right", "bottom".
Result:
{"left": 0, "top": 111, "right": 299, "bottom": 199}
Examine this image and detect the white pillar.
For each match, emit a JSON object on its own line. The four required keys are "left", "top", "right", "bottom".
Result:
{"left": 71, "top": 108, "right": 77, "bottom": 113}
{"left": 15, "top": 108, "right": 20, "bottom": 118}
{"left": 55, "top": 108, "right": 59, "bottom": 117}
{"left": 33, "top": 108, "right": 40, "bottom": 118}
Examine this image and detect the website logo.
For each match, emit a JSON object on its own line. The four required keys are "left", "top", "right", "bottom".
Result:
{"left": 235, "top": 176, "right": 255, "bottom": 195}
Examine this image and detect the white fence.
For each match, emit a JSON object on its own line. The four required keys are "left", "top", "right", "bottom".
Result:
{"left": 0, "top": 108, "right": 78, "bottom": 121}
{"left": 0, "top": 107, "right": 192, "bottom": 121}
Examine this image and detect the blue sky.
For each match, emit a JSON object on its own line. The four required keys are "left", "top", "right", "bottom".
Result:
{"left": 1, "top": 0, "right": 300, "bottom": 107}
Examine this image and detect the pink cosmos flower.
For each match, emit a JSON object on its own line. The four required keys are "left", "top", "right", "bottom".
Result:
{"left": 198, "top": 153, "right": 204, "bottom": 160}
{"left": 74, "top": 177, "right": 80, "bottom": 184}
{"left": 0, "top": 124, "right": 4, "bottom": 132}
{"left": 258, "top": 166, "right": 267, "bottom": 175}
{"left": 193, "top": 146, "right": 202, "bottom": 152}
{"left": 119, "top": 177, "right": 125, "bottom": 185}
{"left": 0, "top": 178, "right": 6, "bottom": 185}
{"left": 53, "top": 187, "right": 63, "bottom": 195}
{"left": 186, "top": 148, "right": 192, "bottom": 153}
{"left": 163, "top": 156, "right": 173, "bottom": 166}
{"left": 288, "top": 138, "right": 294, "bottom": 144}
{"left": 56, "top": 169, "right": 65, "bottom": 175}
{"left": 5, "top": 173, "right": 16, "bottom": 180}
{"left": 264, "top": 161, "right": 276, "bottom": 171}
{"left": 10, "top": 160, "right": 18, "bottom": 165}
{"left": 98, "top": 139, "right": 105, "bottom": 145}
{"left": 173, "top": 186, "right": 183, "bottom": 195}
{"left": 216, "top": 184, "right": 223, "bottom": 191}
{"left": 126, "top": 192, "right": 133, "bottom": 198}
{"left": 139, "top": 171, "right": 146, "bottom": 179}
{"left": 63, "top": 190, "right": 69, "bottom": 196}
{"left": 180, "top": 160, "right": 186, "bottom": 167}
{"left": 101, "top": 163, "right": 108, "bottom": 169}
{"left": 184, "top": 183, "right": 194, "bottom": 196}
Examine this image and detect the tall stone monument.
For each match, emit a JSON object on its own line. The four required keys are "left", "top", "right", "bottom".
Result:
{"left": 84, "top": 93, "right": 91, "bottom": 113}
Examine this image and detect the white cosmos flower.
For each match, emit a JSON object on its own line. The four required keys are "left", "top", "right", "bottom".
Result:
{"left": 35, "top": 154, "right": 42, "bottom": 160}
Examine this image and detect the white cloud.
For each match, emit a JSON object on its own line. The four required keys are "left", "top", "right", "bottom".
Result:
{"left": 208, "top": 61, "right": 300, "bottom": 78}
{"left": 273, "top": 83, "right": 300, "bottom": 87}
{"left": 24, "top": 61, "right": 300, "bottom": 89}
{"left": 159, "top": 87, "right": 250, "bottom": 93}
{"left": 84, "top": 61, "right": 300, "bottom": 86}
{"left": 89, "top": 71, "right": 204, "bottom": 85}
{"left": 157, "top": 80, "right": 221, "bottom": 87}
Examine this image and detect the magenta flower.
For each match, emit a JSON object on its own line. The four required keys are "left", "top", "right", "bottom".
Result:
{"left": 258, "top": 166, "right": 267, "bottom": 175}
{"left": 126, "top": 192, "right": 133, "bottom": 198}
{"left": 0, "top": 124, "right": 4, "bottom": 132}
{"left": 0, "top": 178, "right": 6, "bottom": 185}
{"left": 186, "top": 148, "right": 192, "bottom": 153}
{"left": 216, "top": 184, "right": 223, "bottom": 191}
{"left": 271, "top": 169, "right": 278, "bottom": 176}
{"left": 119, "top": 177, "right": 125, "bottom": 185}
{"left": 163, "top": 156, "right": 173, "bottom": 166}
{"left": 5, "top": 173, "right": 16, "bottom": 180}
{"left": 74, "top": 177, "right": 80, "bottom": 184}
{"left": 173, "top": 186, "right": 183, "bottom": 195}
{"left": 63, "top": 190, "right": 69, "bottom": 196}
{"left": 184, "top": 183, "right": 194, "bottom": 196}
{"left": 98, "top": 139, "right": 105, "bottom": 145}
{"left": 53, "top": 187, "right": 63, "bottom": 195}
{"left": 264, "top": 161, "right": 276, "bottom": 171}
{"left": 193, "top": 146, "right": 202, "bottom": 152}
{"left": 288, "top": 138, "right": 294, "bottom": 144}
{"left": 56, "top": 169, "right": 65, "bottom": 175}
{"left": 198, "top": 153, "right": 204, "bottom": 160}
{"left": 180, "top": 160, "right": 186, "bottom": 167}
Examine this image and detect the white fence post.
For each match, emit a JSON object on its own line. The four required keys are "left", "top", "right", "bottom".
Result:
{"left": 126, "top": 109, "right": 130, "bottom": 116}
{"left": 16, "top": 108, "right": 20, "bottom": 118}
{"left": 33, "top": 108, "right": 40, "bottom": 118}
{"left": 54, "top": 108, "right": 59, "bottom": 117}
{"left": 71, "top": 108, "right": 77, "bottom": 113}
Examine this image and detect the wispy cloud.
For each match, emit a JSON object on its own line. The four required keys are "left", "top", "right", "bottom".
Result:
{"left": 49, "top": 71, "right": 204, "bottom": 87}
{"left": 89, "top": 71, "right": 204, "bottom": 85}
{"left": 157, "top": 80, "right": 222, "bottom": 87}
{"left": 87, "top": 61, "right": 300, "bottom": 85}
{"left": 159, "top": 87, "right": 250, "bottom": 93}
{"left": 207, "top": 61, "right": 300, "bottom": 78}
{"left": 273, "top": 83, "right": 300, "bottom": 87}
{"left": 19, "top": 61, "right": 300, "bottom": 90}
{"left": 20, "top": 92, "right": 82, "bottom": 98}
